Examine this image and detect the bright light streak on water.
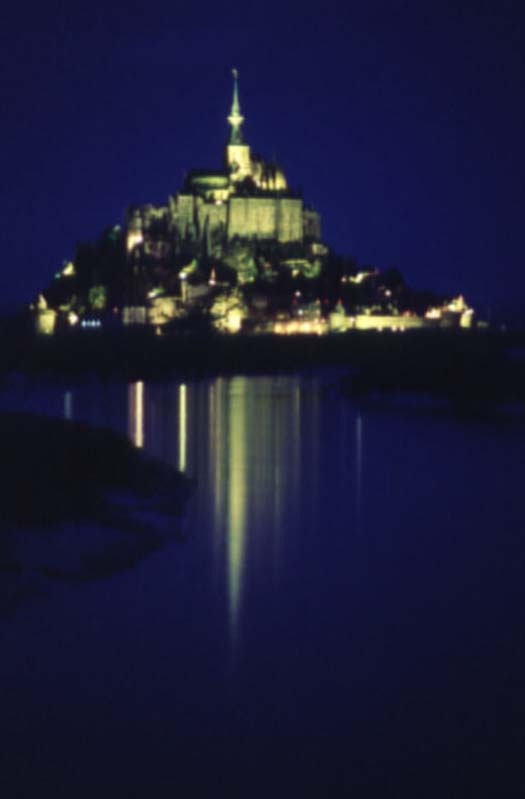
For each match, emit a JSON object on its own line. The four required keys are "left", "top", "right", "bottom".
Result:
{"left": 135, "top": 381, "right": 144, "bottom": 448}
{"left": 178, "top": 384, "right": 187, "bottom": 472}
{"left": 227, "top": 378, "right": 247, "bottom": 651}
{"left": 128, "top": 381, "right": 144, "bottom": 448}
{"left": 3, "top": 373, "right": 525, "bottom": 795}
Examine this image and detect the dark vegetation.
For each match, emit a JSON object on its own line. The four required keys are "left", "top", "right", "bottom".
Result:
{"left": 38, "top": 222, "right": 449, "bottom": 321}
{"left": 0, "top": 411, "right": 193, "bottom": 596}
{"left": 0, "top": 412, "right": 192, "bottom": 529}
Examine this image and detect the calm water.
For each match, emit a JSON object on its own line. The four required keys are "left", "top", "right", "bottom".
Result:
{"left": 1, "top": 373, "right": 524, "bottom": 796}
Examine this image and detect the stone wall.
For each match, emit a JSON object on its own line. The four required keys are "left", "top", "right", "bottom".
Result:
{"left": 354, "top": 315, "right": 424, "bottom": 331}
{"left": 328, "top": 314, "right": 426, "bottom": 332}
{"left": 129, "top": 189, "right": 313, "bottom": 255}
{"left": 278, "top": 199, "right": 303, "bottom": 242}
{"left": 227, "top": 197, "right": 303, "bottom": 242}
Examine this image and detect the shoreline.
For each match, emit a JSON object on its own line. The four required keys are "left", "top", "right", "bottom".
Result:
{"left": 6, "top": 326, "right": 524, "bottom": 377}
{"left": 2, "top": 326, "right": 525, "bottom": 417}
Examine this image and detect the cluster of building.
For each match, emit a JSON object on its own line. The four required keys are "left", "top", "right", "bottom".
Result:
{"left": 33, "top": 71, "right": 474, "bottom": 336}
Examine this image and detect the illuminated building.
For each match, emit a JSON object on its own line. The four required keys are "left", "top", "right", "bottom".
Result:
{"left": 124, "top": 70, "right": 322, "bottom": 271}
{"left": 34, "top": 72, "right": 476, "bottom": 334}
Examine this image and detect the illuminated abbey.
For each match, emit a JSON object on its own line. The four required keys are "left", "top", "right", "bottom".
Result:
{"left": 34, "top": 71, "right": 473, "bottom": 335}
{"left": 125, "top": 70, "right": 321, "bottom": 266}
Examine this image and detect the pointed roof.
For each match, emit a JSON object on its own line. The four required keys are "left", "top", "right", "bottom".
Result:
{"left": 227, "top": 68, "right": 245, "bottom": 145}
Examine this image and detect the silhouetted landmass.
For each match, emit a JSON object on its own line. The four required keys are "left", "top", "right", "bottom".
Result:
{"left": 2, "top": 310, "right": 525, "bottom": 416}
{"left": 0, "top": 412, "right": 192, "bottom": 528}
{"left": 6, "top": 320, "right": 525, "bottom": 389}
{"left": 0, "top": 412, "right": 193, "bottom": 611}
{"left": 341, "top": 331, "right": 525, "bottom": 418}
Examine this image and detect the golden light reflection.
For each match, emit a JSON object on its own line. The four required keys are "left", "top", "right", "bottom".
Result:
{"left": 227, "top": 378, "right": 247, "bottom": 647}
{"left": 178, "top": 384, "right": 187, "bottom": 472}
{"left": 128, "top": 381, "right": 145, "bottom": 448}
{"left": 181, "top": 376, "right": 313, "bottom": 662}
{"left": 210, "top": 380, "right": 226, "bottom": 571}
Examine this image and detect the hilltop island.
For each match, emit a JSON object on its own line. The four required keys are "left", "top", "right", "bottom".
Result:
{"left": 21, "top": 70, "right": 525, "bottom": 416}
{"left": 32, "top": 70, "right": 474, "bottom": 340}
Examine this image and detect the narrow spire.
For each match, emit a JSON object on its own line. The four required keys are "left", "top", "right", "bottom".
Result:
{"left": 228, "top": 68, "right": 244, "bottom": 145}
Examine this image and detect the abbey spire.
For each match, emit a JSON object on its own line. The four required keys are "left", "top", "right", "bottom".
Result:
{"left": 226, "top": 68, "right": 252, "bottom": 181}
{"left": 227, "top": 68, "right": 244, "bottom": 145}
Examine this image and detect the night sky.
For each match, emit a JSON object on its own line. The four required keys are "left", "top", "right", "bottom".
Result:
{"left": 2, "top": 0, "right": 524, "bottom": 319}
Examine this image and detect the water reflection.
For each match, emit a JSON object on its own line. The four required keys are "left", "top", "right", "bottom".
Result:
{"left": 64, "top": 390, "right": 73, "bottom": 420}
{"left": 178, "top": 384, "right": 187, "bottom": 472}
{"left": 227, "top": 378, "right": 248, "bottom": 647}
{"left": 127, "top": 377, "right": 311, "bottom": 649}
{"left": 59, "top": 374, "right": 362, "bottom": 655}
{"left": 3, "top": 375, "right": 525, "bottom": 795}
{"left": 128, "top": 381, "right": 144, "bottom": 448}
{"left": 356, "top": 414, "right": 363, "bottom": 530}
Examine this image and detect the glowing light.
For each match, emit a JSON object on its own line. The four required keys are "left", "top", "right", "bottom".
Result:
{"left": 67, "top": 311, "right": 79, "bottom": 326}
{"left": 447, "top": 295, "right": 467, "bottom": 313}
{"left": 226, "top": 310, "right": 242, "bottom": 333}
{"left": 460, "top": 309, "right": 474, "bottom": 328}
{"left": 178, "top": 384, "right": 187, "bottom": 472}
{"left": 349, "top": 271, "right": 375, "bottom": 284}
{"left": 227, "top": 378, "right": 247, "bottom": 650}
{"left": 272, "top": 318, "right": 327, "bottom": 335}
{"left": 126, "top": 231, "right": 143, "bottom": 253}
{"left": 129, "top": 381, "right": 144, "bottom": 448}
{"left": 36, "top": 308, "right": 57, "bottom": 335}
{"left": 81, "top": 319, "right": 102, "bottom": 328}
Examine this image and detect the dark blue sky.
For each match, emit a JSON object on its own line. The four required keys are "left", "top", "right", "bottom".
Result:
{"left": 1, "top": 0, "right": 523, "bottom": 317}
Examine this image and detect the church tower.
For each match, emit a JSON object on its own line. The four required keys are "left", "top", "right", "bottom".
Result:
{"left": 226, "top": 69, "right": 252, "bottom": 182}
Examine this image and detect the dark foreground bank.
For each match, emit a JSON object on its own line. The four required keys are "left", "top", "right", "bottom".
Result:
{"left": 0, "top": 412, "right": 192, "bottom": 592}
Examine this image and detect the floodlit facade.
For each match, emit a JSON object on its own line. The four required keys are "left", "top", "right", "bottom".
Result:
{"left": 34, "top": 71, "right": 476, "bottom": 335}
{"left": 124, "top": 70, "right": 322, "bottom": 266}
